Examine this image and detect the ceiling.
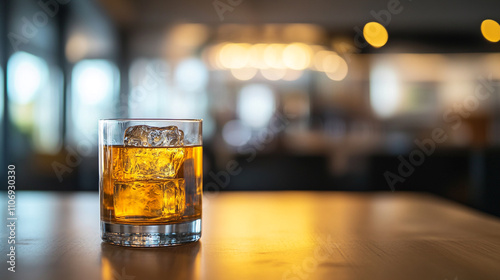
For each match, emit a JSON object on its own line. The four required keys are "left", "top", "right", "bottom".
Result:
{"left": 97, "top": 0, "right": 500, "bottom": 35}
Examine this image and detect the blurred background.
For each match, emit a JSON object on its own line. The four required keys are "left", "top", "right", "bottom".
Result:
{"left": 1, "top": 0, "right": 500, "bottom": 216}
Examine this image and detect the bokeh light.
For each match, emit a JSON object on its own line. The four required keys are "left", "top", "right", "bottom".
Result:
{"left": 231, "top": 67, "right": 258, "bottom": 81}
{"left": 282, "top": 43, "right": 312, "bottom": 70}
{"left": 247, "top": 44, "right": 268, "bottom": 69}
{"left": 205, "top": 43, "right": 226, "bottom": 70}
{"left": 7, "top": 52, "right": 47, "bottom": 105}
{"left": 322, "top": 52, "right": 341, "bottom": 73}
{"left": 65, "top": 34, "right": 89, "bottom": 63}
{"left": 219, "top": 43, "right": 250, "bottom": 69}
{"left": 222, "top": 120, "right": 252, "bottom": 146}
{"left": 237, "top": 84, "right": 275, "bottom": 128}
{"left": 213, "top": 41, "right": 346, "bottom": 77}
{"left": 175, "top": 58, "right": 208, "bottom": 91}
{"left": 481, "top": 19, "right": 500, "bottom": 42}
{"left": 325, "top": 55, "right": 348, "bottom": 81}
{"left": 260, "top": 68, "right": 286, "bottom": 81}
{"left": 71, "top": 59, "right": 118, "bottom": 148}
{"left": 363, "top": 22, "right": 389, "bottom": 48}
{"left": 370, "top": 61, "right": 399, "bottom": 118}
{"left": 73, "top": 60, "right": 115, "bottom": 105}
{"left": 313, "top": 50, "right": 332, "bottom": 71}
{"left": 264, "top": 44, "right": 286, "bottom": 69}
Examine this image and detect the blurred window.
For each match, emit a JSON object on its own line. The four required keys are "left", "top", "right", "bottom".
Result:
{"left": 174, "top": 58, "right": 208, "bottom": 92}
{"left": 237, "top": 84, "right": 276, "bottom": 128}
{"left": 128, "top": 59, "right": 169, "bottom": 118}
{"left": 128, "top": 57, "right": 215, "bottom": 139}
{"left": 370, "top": 61, "right": 400, "bottom": 118}
{"left": 0, "top": 66, "right": 3, "bottom": 158}
{"left": 172, "top": 58, "right": 213, "bottom": 138}
{"left": 70, "top": 59, "right": 119, "bottom": 149}
{"left": 171, "top": 58, "right": 209, "bottom": 119}
{"left": 222, "top": 120, "right": 252, "bottom": 146}
{"left": 7, "top": 51, "right": 62, "bottom": 154}
{"left": 0, "top": 66, "right": 3, "bottom": 123}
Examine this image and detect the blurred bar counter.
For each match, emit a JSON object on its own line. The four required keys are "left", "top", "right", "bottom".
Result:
{"left": 2, "top": 191, "right": 500, "bottom": 280}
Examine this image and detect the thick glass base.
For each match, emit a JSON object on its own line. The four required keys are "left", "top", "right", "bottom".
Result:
{"left": 101, "top": 219, "right": 201, "bottom": 247}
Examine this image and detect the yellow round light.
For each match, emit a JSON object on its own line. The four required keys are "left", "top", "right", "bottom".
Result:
{"left": 481, "top": 19, "right": 500, "bottom": 42}
{"left": 219, "top": 43, "right": 250, "bottom": 69}
{"left": 326, "top": 57, "right": 348, "bottom": 81}
{"left": 323, "top": 52, "right": 341, "bottom": 73}
{"left": 313, "top": 50, "right": 332, "bottom": 71}
{"left": 282, "top": 43, "right": 312, "bottom": 70}
{"left": 260, "top": 68, "right": 286, "bottom": 81}
{"left": 363, "top": 22, "right": 388, "bottom": 48}
{"left": 206, "top": 43, "right": 226, "bottom": 69}
{"left": 247, "top": 44, "right": 268, "bottom": 69}
{"left": 264, "top": 44, "right": 286, "bottom": 69}
{"left": 231, "top": 67, "right": 257, "bottom": 81}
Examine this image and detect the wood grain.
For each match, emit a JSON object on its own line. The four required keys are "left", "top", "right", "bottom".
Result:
{"left": 1, "top": 191, "right": 499, "bottom": 280}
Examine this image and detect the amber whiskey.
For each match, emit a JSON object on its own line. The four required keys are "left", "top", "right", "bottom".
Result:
{"left": 100, "top": 145, "right": 202, "bottom": 224}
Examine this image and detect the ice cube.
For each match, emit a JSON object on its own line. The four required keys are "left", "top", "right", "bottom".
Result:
{"left": 124, "top": 125, "right": 184, "bottom": 147}
{"left": 117, "top": 125, "right": 185, "bottom": 180}
{"left": 113, "top": 179, "right": 185, "bottom": 222}
{"left": 114, "top": 181, "right": 164, "bottom": 220}
{"left": 163, "top": 178, "right": 185, "bottom": 218}
{"left": 113, "top": 145, "right": 185, "bottom": 180}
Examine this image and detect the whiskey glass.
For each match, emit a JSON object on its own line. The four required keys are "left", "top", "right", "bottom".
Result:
{"left": 99, "top": 119, "right": 202, "bottom": 247}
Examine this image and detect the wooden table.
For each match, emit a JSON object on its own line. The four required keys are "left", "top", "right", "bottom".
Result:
{"left": 1, "top": 191, "right": 500, "bottom": 280}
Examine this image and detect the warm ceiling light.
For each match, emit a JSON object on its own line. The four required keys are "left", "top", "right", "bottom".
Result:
{"left": 313, "top": 50, "right": 331, "bottom": 71}
{"left": 219, "top": 43, "right": 250, "bottom": 69}
{"left": 247, "top": 44, "right": 268, "bottom": 69}
{"left": 260, "top": 68, "right": 286, "bottom": 81}
{"left": 282, "top": 43, "right": 312, "bottom": 70}
{"left": 481, "top": 19, "right": 500, "bottom": 42}
{"left": 206, "top": 43, "right": 226, "bottom": 69}
{"left": 322, "top": 52, "right": 341, "bottom": 73}
{"left": 263, "top": 44, "right": 286, "bottom": 69}
{"left": 325, "top": 57, "right": 348, "bottom": 81}
{"left": 231, "top": 67, "right": 257, "bottom": 81}
{"left": 363, "top": 22, "right": 388, "bottom": 48}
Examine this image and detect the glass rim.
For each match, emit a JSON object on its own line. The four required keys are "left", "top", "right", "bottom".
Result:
{"left": 99, "top": 118, "right": 203, "bottom": 123}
